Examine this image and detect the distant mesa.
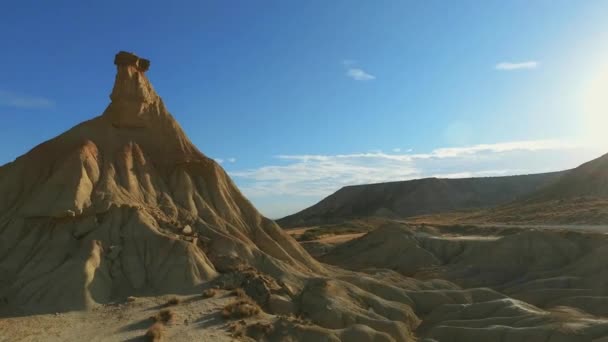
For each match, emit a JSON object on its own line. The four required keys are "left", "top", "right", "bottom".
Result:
{"left": 277, "top": 171, "right": 565, "bottom": 227}
{"left": 454, "top": 152, "right": 608, "bottom": 224}
{"left": 279, "top": 151, "right": 608, "bottom": 227}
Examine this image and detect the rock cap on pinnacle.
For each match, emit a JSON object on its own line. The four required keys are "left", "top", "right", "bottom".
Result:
{"left": 114, "top": 51, "right": 150, "bottom": 72}
{"left": 105, "top": 51, "right": 160, "bottom": 127}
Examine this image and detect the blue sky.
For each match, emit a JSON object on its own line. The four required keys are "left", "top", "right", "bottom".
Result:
{"left": 1, "top": 1, "right": 607, "bottom": 218}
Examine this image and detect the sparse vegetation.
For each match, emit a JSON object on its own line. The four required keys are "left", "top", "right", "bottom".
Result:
{"left": 296, "top": 222, "right": 375, "bottom": 242}
{"left": 247, "top": 321, "right": 275, "bottom": 338}
{"left": 165, "top": 296, "right": 181, "bottom": 306}
{"left": 144, "top": 322, "right": 164, "bottom": 341}
{"left": 227, "top": 320, "right": 247, "bottom": 337}
{"left": 222, "top": 298, "right": 261, "bottom": 319}
{"left": 202, "top": 288, "right": 216, "bottom": 298}
{"left": 151, "top": 309, "right": 175, "bottom": 324}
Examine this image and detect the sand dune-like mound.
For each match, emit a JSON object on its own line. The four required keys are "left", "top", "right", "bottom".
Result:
{"left": 278, "top": 172, "right": 564, "bottom": 228}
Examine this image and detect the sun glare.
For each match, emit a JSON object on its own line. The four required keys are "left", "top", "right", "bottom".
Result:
{"left": 583, "top": 65, "right": 608, "bottom": 148}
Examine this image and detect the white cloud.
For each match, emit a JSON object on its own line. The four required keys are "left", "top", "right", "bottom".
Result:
{"left": 230, "top": 139, "right": 600, "bottom": 216}
{"left": 341, "top": 59, "right": 375, "bottom": 81}
{"left": 215, "top": 157, "right": 236, "bottom": 164}
{"left": 392, "top": 148, "right": 401, "bottom": 152}
{"left": 346, "top": 68, "right": 376, "bottom": 81}
{"left": 424, "top": 140, "right": 575, "bottom": 158}
{"left": 0, "top": 90, "right": 54, "bottom": 109}
{"left": 495, "top": 61, "right": 539, "bottom": 71}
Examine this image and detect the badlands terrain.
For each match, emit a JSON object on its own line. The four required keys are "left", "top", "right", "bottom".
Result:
{"left": 2, "top": 52, "right": 608, "bottom": 342}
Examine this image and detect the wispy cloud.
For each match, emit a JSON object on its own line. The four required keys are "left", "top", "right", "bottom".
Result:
{"left": 231, "top": 139, "right": 589, "bottom": 202}
{"left": 426, "top": 140, "right": 573, "bottom": 158}
{"left": 0, "top": 90, "right": 54, "bottom": 109}
{"left": 342, "top": 59, "right": 375, "bottom": 81}
{"left": 346, "top": 68, "right": 376, "bottom": 81}
{"left": 215, "top": 157, "right": 237, "bottom": 164}
{"left": 495, "top": 61, "right": 539, "bottom": 71}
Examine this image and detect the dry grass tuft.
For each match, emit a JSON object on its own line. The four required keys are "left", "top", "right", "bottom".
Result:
{"left": 221, "top": 298, "right": 261, "bottom": 319}
{"left": 144, "top": 322, "right": 164, "bottom": 341}
{"left": 202, "top": 288, "right": 216, "bottom": 298}
{"left": 227, "top": 320, "right": 247, "bottom": 337}
{"left": 151, "top": 309, "right": 175, "bottom": 324}
{"left": 165, "top": 296, "right": 181, "bottom": 306}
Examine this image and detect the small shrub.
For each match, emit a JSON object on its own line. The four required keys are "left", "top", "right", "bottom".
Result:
{"left": 165, "top": 297, "right": 180, "bottom": 306}
{"left": 151, "top": 309, "right": 175, "bottom": 324}
{"left": 202, "top": 288, "right": 216, "bottom": 298}
{"left": 247, "top": 322, "right": 274, "bottom": 339}
{"left": 145, "top": 322, "right": 164, "bottom": 342}
{"left": 227, "top": 321, "right": 247, "bottom": 337}
{"left": 221, "top": 299, "right": 261, "bottom": 319}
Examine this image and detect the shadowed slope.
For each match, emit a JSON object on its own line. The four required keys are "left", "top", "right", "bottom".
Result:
{"left": 413, "top": 152, "right": 608, "bottom": 224}
{"left": 529, "top": 152, "right": 608, "bottom": 200}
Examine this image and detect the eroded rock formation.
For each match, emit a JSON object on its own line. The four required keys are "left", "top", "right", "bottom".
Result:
{"left": 0, "top": 51, "right": 321, "bottom": 313}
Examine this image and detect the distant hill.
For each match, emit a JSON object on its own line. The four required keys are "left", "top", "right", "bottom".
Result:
{"left": 410, "top": 152, "right": 608, "bottom": 225}
{"left": 475, "top": 152, "right": 608, "bottom": 224}
{"left": 529, "top": 152, "right": 608, "bottom": 200}
{"left": 277, "top": 171, "right": 565, "bottom": 228}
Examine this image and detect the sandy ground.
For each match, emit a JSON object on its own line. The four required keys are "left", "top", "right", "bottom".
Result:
{"left": 286, "top": 227, "right": 367, "bottom": 257}
{"left": 0, "top": 292, "right": 248, "bottom": 342}
{"left": 286, "top": 227, "right": 366, "bottom": 243}
{"left": 477, "top": 223, "right": 608, "bottom": 232}
{"left": 285, "top": 227, "right": 312, "bottom": 237}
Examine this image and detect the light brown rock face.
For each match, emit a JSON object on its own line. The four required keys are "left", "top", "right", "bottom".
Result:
{"left": 106, "top": 51, "right": 162, "bottom": 128}
{"left": 0, "top": 51, "right": 322, "bottom": 313}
